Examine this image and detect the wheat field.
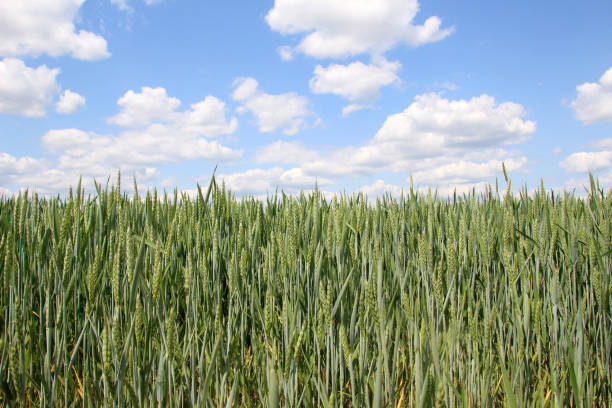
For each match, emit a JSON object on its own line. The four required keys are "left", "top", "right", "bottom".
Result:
{"left": 0, "top": 171, "right": 610, "bottom": 406}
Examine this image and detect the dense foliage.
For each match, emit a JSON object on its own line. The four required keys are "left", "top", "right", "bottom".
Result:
{"left": 0, "top": 172, "right": 610, "bottom": 406}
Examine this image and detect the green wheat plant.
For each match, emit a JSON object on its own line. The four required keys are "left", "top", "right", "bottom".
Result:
{"left": 0, "top": 169, "right": 610, "bottom": 406}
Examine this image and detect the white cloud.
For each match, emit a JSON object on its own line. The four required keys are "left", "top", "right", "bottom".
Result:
{"left": 107, "top": 87, "right": 238, "bottom": 137}
{"left": 552, "top": 146, "right": 562, "bottom": 155}
{"left": 0, "top": 0, "right": 109, "bottom": 60}
{"left": 55, "top": 89, "right": 85, "bottom": 114}
{"left": 232, "top": 77, "right": 313, "bottom": 135}
{"left": 266, "top": 0, "right": 454, "bottom": 59}
{"left": 273, "top": 93, "right": 534, "bottom": 195}
{"left": 296, "top": 94, "right": 534, "bottom": 179}
{"left": 218, "top": 166, "right": 332, "bottom": 194}
{"left": 0, "top": 152, "right": 45, "bottom": 177}
{"left": 555, "top": 138, "right": 612, "bottom": 192}
{"left": 559, "top": 171, "right": 612, "bottom": 196}
{"left": 342, "top": 104, "right": 372, "bottom": 117}
{"left": 410, "top": 157, "right": 527, "bottom": 185}
{"left": 41, "top": 125, "right": 241, "bottom": 182}
{"left": 0, "top": 58, "right": 60, "bottom": 117}
{"left": 256, "top": 141, "right": 320, "bottom": 164}
{"left": 560, "top": 150, "right": 612, "bottom": 173}
{"left": 0, "top": 87, "right": 241, "bottom": 195}
{"left": 356, "top": 178, "right": 493, "bottom": 200}
{"left": 0, "top": 152, "right": 46, "bottom": 187}
{"left": 570, "top": 66, "right": 612, "bottom": 124}
{"left": 425, "top": 181, "right": 491, "bottom": 198}
{"left": 300, "top": 146, "right": 383, "bottom": 178}
{"left": 11, "top": 88, "right": 242, "bottom": 193}
{"left": 358, "top": 179, "right": 405, "bottom": 198}
{"left": 310, "top": 58, "right": 400, "bottom": 102}
{"left": 373, "top": 93, "right": 535, "bottom": 159}
{"left": 277, "top": 45, "right": 294, "bottom": 61}
{"left": 588, "top": 137, "right": 612, "bottom": 150}
{"left": 180, "top": 97, "right": 241, "bottom": 136}
{"left": 108, "top": 87, "right": 181, "bottom": 127}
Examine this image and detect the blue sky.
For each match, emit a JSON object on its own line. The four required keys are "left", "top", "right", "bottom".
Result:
{"left": 1, "top": 0, "right": 612, "bottom": 198}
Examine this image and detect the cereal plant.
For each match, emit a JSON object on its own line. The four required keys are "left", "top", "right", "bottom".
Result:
{"left": 0, "top": 171, "right": 610, "bottom": 406}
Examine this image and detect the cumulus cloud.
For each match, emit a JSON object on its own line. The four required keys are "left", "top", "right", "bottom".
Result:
{"left": 0, "top": 153, "right": 46, "bottom": 183}
{"left": 560, "top": 148, "right": 612, "bottom": 174}
{"left": 409, "top": 157, "right": 527, "bottom": 185}
{"left": 263, "top": 93, "right": 535, "bottom": 195}
{"left": 55, "top": 89, "right": 85, "bottom": 114}
{"left": 0, "top": 152, "right": 49, "bottom": 194}
{"left": 297, "top": 93, "right": 534, "bottom": 180}
{"left": 0, "top": 58, "right": 60, "bottom": 117}
{"left": 426, "top": 181, "right": 491, "bottom": 198}
{"left": 356, "top": 178, "right": 491, "bottom": 200}
{"left": 42, "top": 88, "right": 240, "bottom": 173}
{"left": 559, "top": 171, "right": 612, "bottom": 197}
{"left": 255, "top": 141, "right": 320, "bottom": 164}
{"left": 107, "top": 87, "right": 238, "bottom": 136}
{"left": 373, "top": 93, "right": 535, "bottom": 158}
{"left": 232, "top": 77, "right": 313, "bottom": 135}
{"left": 342, "top": 104, "right": 372, "bottom": 117}
{"left": 570, "top": 66, "right": 612, "bottom": 124}
{"left": 42, "top": 126, "right": 241, "bottom": 178}
{"left": 310, "top": 58, "right": 401, "bottom": 102}
{"left": 217, "top": 167, "right": 332, "bottom": 195}
{"left": 1, "top": 86, "right": 241, "bottom": 195}
{"left": 266, "top": 0, "right": 454, "bottom": 59}
{"left": 3, "top": 88, "right": 241, "bottom": 194}
{"left": 560, "top": 137, "right": 612, "bottom": 192}
{"left": 358, "top": 179, "right": 405, "bottom": 198}
{"left": 0, "top": 0, "right": 109, "bottom": 60}
{"left": 108, "top": 87, "right": 181, "bottom": 127}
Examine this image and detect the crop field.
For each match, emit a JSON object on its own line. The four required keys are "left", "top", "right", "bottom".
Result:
{"left": 0, "top": 172, "right": 610, "bottom": 407}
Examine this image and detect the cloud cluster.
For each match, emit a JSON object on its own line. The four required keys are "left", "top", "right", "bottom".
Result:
{"left": 356, "top": 178, "right": 492, "bottom": 199}
{"left": 232, "top": 77, "right": 314, "bottom": 135}
{"left": 266, "top": 0, "right": 453, "bottom": 59}
{"left": 226, "top": 93, "right": 535, "bottom": 196}
{"left": 0, "top": 0, "right": 109, "bottom": 60}
{"left": 217, "top": 167, "right": 332, "bottom": 195}
{"left": 45, "top": 88, "right": 241, "bottom": 175}
{"left": 107, "top": 87, "right": 239, "bottom": 137}
{"left": 570, "top": 66, "right": 612, "bottom": 124}
{"left": 0, "top": 58, "right": 86, "bottom": 117}
{"left": 0, "top": 0, "right": 105, "bottom": 119}
{"left": 267, "top": 1, "right": 456, "bottom": 118}
{"left": 296, "top": 93, "right": 535, "bottom": 179}
{"left": 3, "top": 87, "right": 241, "bottom": 194}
